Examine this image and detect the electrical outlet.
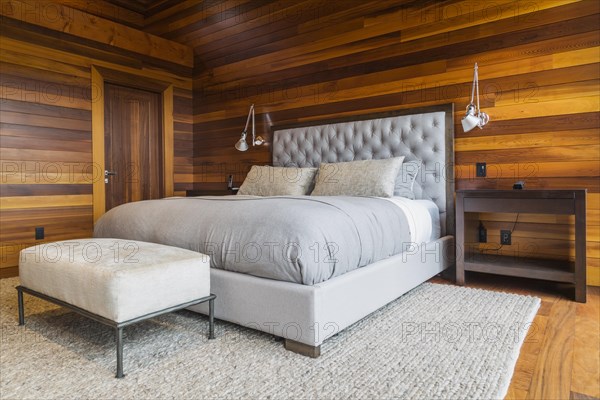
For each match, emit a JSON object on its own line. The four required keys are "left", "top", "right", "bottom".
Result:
{"left": 476, "top": 162, "right": 487, "bottom": 177}
{"left": 500, "top": 230, "right": 511, "bottom": 245}
{"left": 35, "top": 227, "right": 44, "bottom": 240}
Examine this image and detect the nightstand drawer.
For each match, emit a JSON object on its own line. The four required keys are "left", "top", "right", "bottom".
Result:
{"left": 463, "top": 197, "right": 575, "bottom": 214}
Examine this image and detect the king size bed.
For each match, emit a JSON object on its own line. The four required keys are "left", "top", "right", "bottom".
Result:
{"left": 94, "top": 104, "right": 455, "bottom": 357}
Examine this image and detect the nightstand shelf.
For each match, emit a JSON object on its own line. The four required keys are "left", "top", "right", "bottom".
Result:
{"left": 456, "top": 189, "right": 586, "bottom": 302}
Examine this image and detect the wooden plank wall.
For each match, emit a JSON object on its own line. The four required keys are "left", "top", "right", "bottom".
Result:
{"left": 173, "top": 1, "right": 598, "bottom": 284}
{"left": 1, "top": 0, "right": 598, "bottom": 285}
{"left": 0, "top": 0, "right": 194, "bottom": 277}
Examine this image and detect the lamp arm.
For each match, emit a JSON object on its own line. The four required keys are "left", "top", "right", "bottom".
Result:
{"left": 243, "top": 104, "right": 254, "bottom": 134}
{"left": 474, "top": 63, "right": 480, "bottom": 113}
{"left": 469, "top": 63, "right": 477, "bottom": 105}
{"left": 251, "top": 104, "right": 255, "bottom": 145}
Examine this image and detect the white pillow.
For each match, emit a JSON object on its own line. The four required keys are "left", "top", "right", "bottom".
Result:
{"left": 237, "top": 165, "right": 317, "bottom": 196}
{"left": 394, "top": 160, "right": 422, "bottom": 199}
{"left": 311, "top": 157, "right": 404, "bottom": 197}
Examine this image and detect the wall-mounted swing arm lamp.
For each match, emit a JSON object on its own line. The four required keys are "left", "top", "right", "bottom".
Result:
{"left": 235, "top": 104, "right": 265, "bottom": 151}
{"left": 461, "top": 63, "right": 490, "bottom": 133}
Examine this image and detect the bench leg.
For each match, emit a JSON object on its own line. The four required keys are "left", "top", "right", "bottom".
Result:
{"left": 17, "top": 288, "right": 25, "bottom": 326}
{"left": 116, "top": 327, "right": 124, "bottom": 378}
{"left": 209, "top": 298, "right": 215, "bottom": 339}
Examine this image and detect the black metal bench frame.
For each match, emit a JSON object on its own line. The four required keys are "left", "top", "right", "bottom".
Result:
{"left": 17, "top": 285, "right": 216, "bottom": 378}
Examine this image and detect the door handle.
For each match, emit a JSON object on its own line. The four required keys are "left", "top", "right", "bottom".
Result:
{"left": 105, "top": 170, "right": 117, "bottom": 183}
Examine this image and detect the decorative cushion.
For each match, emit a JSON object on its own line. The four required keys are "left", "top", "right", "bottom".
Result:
{"left": 237, "top": 165, "right": 317, "bottom": 196}
{"left": 19, "top": 239, "right": 210, "bottom": 323}
{"left": 394, "top": 160, "right": 422, "bottom": 199}
{"left": 311, "top": 157, "right": 404, "bottom": 197}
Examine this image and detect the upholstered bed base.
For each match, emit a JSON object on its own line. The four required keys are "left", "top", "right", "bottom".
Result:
{"left": 188, "top": 104, "right": 454, "bottom": 354}
{"left": 189, "top": 236, "right": 454, "bottom": 350}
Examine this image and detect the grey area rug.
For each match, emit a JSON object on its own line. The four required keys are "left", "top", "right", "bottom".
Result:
{"left": 0, "top": 277, "right": 540, "bottom": 399}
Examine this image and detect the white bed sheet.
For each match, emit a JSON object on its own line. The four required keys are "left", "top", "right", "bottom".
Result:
{"left": 384, "top": 197, "right": 440, "bottom": 244}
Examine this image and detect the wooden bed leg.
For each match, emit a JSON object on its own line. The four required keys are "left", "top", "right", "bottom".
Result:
{"left": 284, "top": 339, "right": 321, "bottom": 358}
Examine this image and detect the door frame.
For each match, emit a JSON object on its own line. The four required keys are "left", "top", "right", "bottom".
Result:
{"left": 91, "top": 65, "right": 174, "bottom": 223}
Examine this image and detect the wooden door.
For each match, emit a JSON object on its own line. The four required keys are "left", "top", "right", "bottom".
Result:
{"left": 104, "top": 83, "right": 163, "bottom": 211}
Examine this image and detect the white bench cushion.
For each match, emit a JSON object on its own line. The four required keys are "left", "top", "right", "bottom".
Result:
{"left": 19, "top": 239, "right": 210, "bottom": 323}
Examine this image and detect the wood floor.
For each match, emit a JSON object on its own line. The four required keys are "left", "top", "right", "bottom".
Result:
{"left": 432, "top": 272, "right": 599, "bottom": 400}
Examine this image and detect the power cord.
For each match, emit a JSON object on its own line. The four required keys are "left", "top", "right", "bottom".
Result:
{"left": 484, "top": 213, "right": 520, "bottom": 251}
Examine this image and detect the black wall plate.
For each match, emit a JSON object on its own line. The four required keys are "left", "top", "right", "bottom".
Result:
{"left": 476, "top": 162, "right": 486, "bottom": 177}
{"left": 500, "top": 230, "right": 511, "bottom": 245}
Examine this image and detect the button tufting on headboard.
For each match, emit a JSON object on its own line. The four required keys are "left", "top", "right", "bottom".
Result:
{"left": 273, "top": 110, "right": 452, "bottom": 235}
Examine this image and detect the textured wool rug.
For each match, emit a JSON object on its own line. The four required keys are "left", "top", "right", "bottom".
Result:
{"left": 0, "top": 277, "right": 540, "bottom": 399}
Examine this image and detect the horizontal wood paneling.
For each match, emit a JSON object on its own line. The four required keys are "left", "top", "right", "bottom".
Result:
{"left": 0, "top": 206, "right": 93, "bottom": 269}
{"left": 0, "top": 0, "right": 193, "bottom": 67}
{"left": 175, "top": 0, "right": 599, "bottom": 284}
{"left": 2, "top": 0, "right": 598, "bottom": 286}
{"left": 0, "top": 5, "right": 193, "bottom": 276}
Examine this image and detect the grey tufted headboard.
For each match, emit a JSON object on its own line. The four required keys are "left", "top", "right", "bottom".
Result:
{"left": 272, "top": 104, "right": 454, "bottom": 236}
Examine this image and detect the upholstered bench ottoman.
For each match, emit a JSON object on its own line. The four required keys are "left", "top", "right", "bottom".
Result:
{"left": 17, "top": 238, "right": 215, "bottom": 378}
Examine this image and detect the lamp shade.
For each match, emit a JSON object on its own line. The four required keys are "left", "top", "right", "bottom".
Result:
{"left": 461, "top": 113, "right": 480, "bottom": 133}
{"left": 235, "top": 134, "right": 249, "bottom": 151}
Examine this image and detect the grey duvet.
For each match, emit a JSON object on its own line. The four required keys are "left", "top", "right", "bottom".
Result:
{"left": 93, "top": 196, "right": 411, "bottom": 285}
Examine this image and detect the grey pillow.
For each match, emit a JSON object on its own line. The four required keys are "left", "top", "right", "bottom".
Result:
{"left": 237, "top": 165, "right": 317, "bottom": 196}
{"left": 311, "top": 157, "right": 404, "bottom": 197}
{"left": 394, "top": 160, "right": 422, "bottom": 199}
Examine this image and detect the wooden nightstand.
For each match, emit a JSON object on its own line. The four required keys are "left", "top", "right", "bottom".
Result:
{"left": 455, "top": 189, "right": 587, "bottom": 302}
